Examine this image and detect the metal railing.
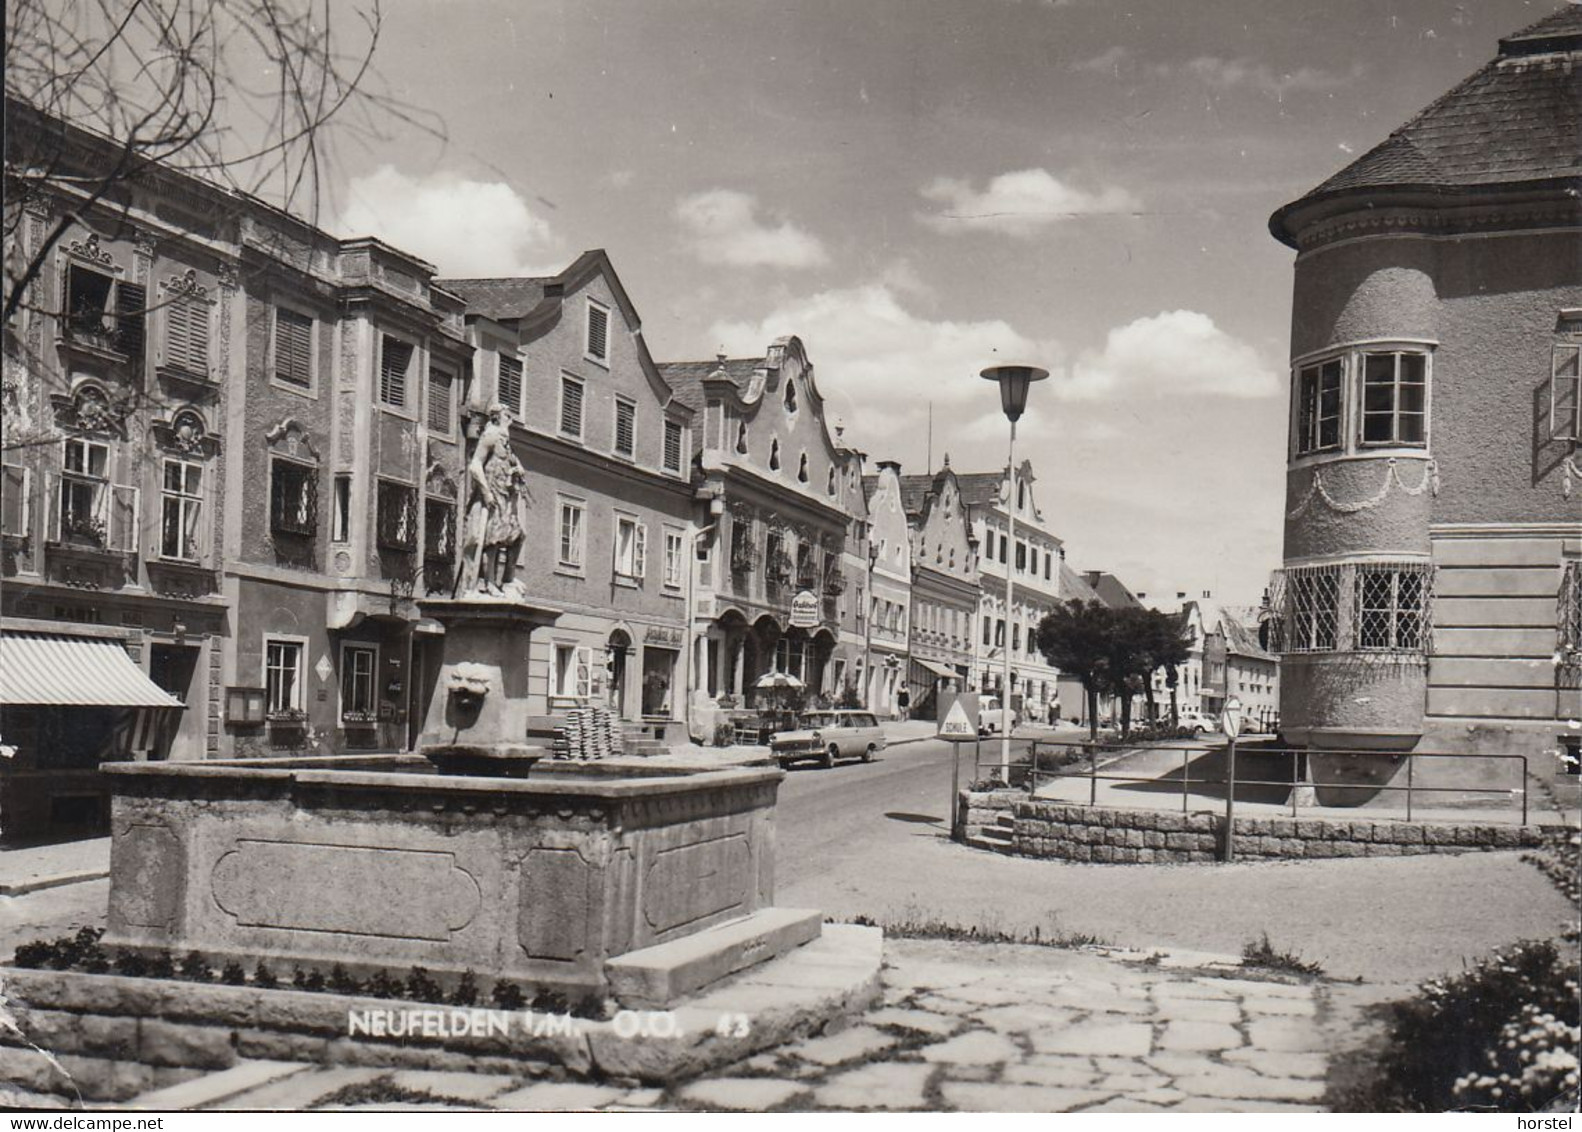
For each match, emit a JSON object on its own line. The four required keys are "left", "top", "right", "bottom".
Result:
{"left": 977, "top": 739, "right": 1532, "bottom": 827}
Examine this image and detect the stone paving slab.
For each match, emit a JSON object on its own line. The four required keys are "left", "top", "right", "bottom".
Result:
{"left": 126, "top": 936, "right": 1335, "bottom": 1113}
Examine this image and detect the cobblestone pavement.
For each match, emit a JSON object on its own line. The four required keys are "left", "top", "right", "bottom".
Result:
{"left": 174, "top": 939, "right": 1336, "bottom": 1113}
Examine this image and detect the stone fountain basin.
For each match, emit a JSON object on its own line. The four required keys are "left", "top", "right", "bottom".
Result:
{"left": 101, "top": 755, "right": 784, "bottom": 1001}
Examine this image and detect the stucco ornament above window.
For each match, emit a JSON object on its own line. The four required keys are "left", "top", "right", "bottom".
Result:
{"left": 1562, "top": 454, "right": 1582, "bottom": 500}
{"left": 1286, "top": 457, "right": 1440, "bottom": 520}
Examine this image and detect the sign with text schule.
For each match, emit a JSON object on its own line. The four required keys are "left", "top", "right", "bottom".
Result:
{"left": 937, "top": 693, "right": 980, "bottom": 742}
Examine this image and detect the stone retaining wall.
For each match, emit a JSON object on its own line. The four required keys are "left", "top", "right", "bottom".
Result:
{"left": 0, "top": 924, "right": 884, "bottom": 1102}
{"left": 958, "top": 792, "right": 1550, "bottom": 863}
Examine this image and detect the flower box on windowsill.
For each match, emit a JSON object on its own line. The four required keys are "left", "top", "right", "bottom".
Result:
{"left": 56, "top": 331, "right": 130, "bottom": 368}
{"left": 155, "top": 362, "right": 217, "bottom": 391}
{"left": 266, "top": 710, "right": 307, "bottom": 726}
{"left": 340, "top": 711, "right": 379, "bottom": 727}
{"left": 147, "top": 557, "right": 219, "bottom": 600}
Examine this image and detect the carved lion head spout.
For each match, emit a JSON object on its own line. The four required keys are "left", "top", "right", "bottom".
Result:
{"left": 448, "top": 662, "right": 492, "bottom": 705}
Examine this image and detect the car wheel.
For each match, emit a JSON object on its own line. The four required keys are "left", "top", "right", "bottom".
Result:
{"left": 862, "top": 743, "right": 876, "bottom": 763}
{"left": 822, "top": 743, "right": 837, "bottom": 769}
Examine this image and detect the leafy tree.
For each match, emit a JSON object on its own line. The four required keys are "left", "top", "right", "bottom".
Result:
{"left": 1035, "top": 600, "right": 1114, "bottom": 741}
{"left": 1141, "top": 609, "right": 1192, "bottom": 727}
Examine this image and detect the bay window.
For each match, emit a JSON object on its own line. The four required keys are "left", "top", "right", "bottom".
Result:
{"left": 1356, "top": 563, "right": 1430, "bottom": 652}
{"left": 1295, "top": 359, "right": 1343, "bottom": 455}
{"left": 1360, "top": 352, "right": 1427, "bottom": 446}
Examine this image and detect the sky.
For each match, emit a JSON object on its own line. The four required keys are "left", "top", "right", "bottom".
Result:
{"left": 313, "top": 0, "right": 1559, "bottom": 608}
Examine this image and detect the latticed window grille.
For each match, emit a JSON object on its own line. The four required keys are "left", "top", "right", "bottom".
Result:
{"left": 1284, "top": 564, "right": 1341, "bottom": 652}
{"left": 1354, "top": 561, "right": 1433, "bottom": 653}
{"left": 1561, "top": 560, "right": 1582, "bottom": 663}
{"left": 376, "top": 481, "right": 417, "bottom": 552}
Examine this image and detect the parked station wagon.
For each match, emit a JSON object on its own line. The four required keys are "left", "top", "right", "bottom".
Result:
{"left": 769, "top": 710, "right": 886, "bottom": 768}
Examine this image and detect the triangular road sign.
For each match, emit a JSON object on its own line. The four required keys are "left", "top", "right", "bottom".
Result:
{"left": 938, "top": 698, "right": 976, "bottom": 739}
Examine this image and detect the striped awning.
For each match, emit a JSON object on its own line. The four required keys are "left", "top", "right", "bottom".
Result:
{"left": 912, "top": 657, "right": 961, "bottom": 681}
{"left": 0, "top": 632, "right": 185, "bottom": 709}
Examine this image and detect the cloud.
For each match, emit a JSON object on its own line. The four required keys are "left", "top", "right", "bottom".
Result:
{"left": 1072, "top": 45, "right": 1131, "bottom": 74}
{"left": 337, "top": 166, "right": 559, "bottom": 277}
{"left": 707, "top": 282, "right": 1058, "bottom": 439}
{"left": 1183, "top": 56, "right": 1355, "bottom": 99}
{"left": 675, "top": 189, "right": 828, "bottom": 268}
{"left": 1062, "top": 309, "right": 1278, "bottom": 400}
{"left": 917, "top": 168, "right": 1140, "bottom": 237}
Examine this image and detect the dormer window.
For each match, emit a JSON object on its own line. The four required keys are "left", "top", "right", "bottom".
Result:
{"left": 585, "top": 300, "right": 609, "bottom": 364}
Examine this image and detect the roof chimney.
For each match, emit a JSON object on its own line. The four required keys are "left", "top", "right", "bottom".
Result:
{"left": 877, "top": 459, "right": 902, "bottom": 476}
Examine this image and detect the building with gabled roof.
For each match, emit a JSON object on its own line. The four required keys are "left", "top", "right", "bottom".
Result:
{"left": 1268, "top": 6, "right": 1581, "bottom": 793}
{"left": 955, "top": 459, "right": 1068, "bottom": 720}
{"left": 440, "top": 250, "right": 697, "bottom": 738}
{"left": 895, "top": 458, "right": 981, "bottom": 718}
{"left": 659, "top": 337, "right": 856, "bottom": 717}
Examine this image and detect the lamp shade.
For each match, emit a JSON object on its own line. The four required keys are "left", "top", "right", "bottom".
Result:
{"left": 980, "top": 364, "right": 1049, "bottom": 423}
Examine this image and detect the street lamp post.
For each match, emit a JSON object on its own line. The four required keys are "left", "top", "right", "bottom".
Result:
{"left": 981, "top": 364, "right": 1049, "bottom": 779}
{"left": 863, "top": 540, "right": 878, "bottom": 709}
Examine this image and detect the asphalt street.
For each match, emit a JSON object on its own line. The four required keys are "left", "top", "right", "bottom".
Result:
{"left": 774, "top": 735, "right": 1578, "bottom": 985}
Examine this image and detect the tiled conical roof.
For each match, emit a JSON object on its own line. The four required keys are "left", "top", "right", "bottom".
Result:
{"left": 1271, "top": 4, "right": 1582, "bottom": 244}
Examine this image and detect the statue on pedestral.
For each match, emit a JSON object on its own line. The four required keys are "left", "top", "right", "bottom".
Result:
{"left": 457, "top": 403, "right": 527, "bottom": 597}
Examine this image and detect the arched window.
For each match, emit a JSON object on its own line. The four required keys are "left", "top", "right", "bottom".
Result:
{"left": 736, "top": 420, "right": 749, "bottom": 455}
{"left": 783, "top": 379, "right": 797, "bottom": 413}
{"left": 1017, "top": 478, "right": 1026, "bottom": 510}
{"left": 797, "top": 452, "right": 809, "bottom": 483}
{"left": 769, "top": 439, "right": 780, "bottom": 471}
{"left": 827, "top": 466, "right": 837, "bottom": 495}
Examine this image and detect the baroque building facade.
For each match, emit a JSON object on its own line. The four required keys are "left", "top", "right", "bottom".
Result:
{"left": 897, "top": 459, "right": 981, "bottom": 718}
{"left": 0, "top": 101, "right": 472, "bottom": 837}
{"left": 661, "top": 338, "right": 853, "bottom": 711}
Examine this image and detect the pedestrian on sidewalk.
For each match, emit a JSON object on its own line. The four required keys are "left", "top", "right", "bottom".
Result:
{"left": 896, "top": 686, "right": 910, "bottom": 721}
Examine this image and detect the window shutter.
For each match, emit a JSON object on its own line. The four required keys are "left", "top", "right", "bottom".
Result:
{"left": 497, "top": 355, "right": 522, "bottom": 417}
{"left": 615, "top": 400, "right": 635, "bottom": 456}
{"left": 1553, "top": 345, "right": 1581, "bottom": 442}
{"left": 166, "top": 297, "right": 210, "bottom": 373}
{"left": 110, "top": 483, "right": 138, "bottom": 553}
{"left": 561, "top": 378, "right": 584, "bottom": 436}
{"left": 380, "top": 338, "right": 412, "bottom": 408}
{"left": 275, "top": 308, "right": 312, "bottom": 387}
{"left": 115, "top": 283, "right": 146, "bottom": 360}
{"left": 1, "top": 465, "right": 28, "bottom": 537}
{"left": 575, "top": 647, "right": 593, "bottom": 698}
{"left": 428, "top": 370, "right": 453, "bottom": 433}
{"left": 587, "top": 303, "right": 608, "bottom": 361}
{"left": 635, "top": 523, "right": 647, "bottom": 578}
{"left": 664, "top": 420, "right": 683, "bottom": 472}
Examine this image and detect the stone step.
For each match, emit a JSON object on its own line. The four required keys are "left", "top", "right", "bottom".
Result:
{"left": 966, "top": 833, "right": 1013, "bottom": 853}
{"left": 605, "top": 907, "right": 824, "bottom": 1008}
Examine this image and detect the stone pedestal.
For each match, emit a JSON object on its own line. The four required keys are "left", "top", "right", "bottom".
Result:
{"left": 416, "top": 596, "right": 560, "bottom": 764}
